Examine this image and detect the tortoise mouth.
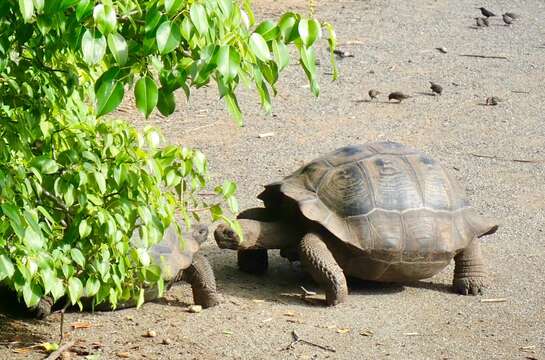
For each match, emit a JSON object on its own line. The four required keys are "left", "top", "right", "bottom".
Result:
{"left": 214, "top": 224, "right": 241, "bottom": 250}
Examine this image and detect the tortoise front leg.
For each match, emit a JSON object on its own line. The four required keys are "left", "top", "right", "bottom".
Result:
{"left": 181, "top": 253, "right": 221, "bottom": 308}
{"left": 453, "top": 240, "right": 486, "bottom": 295}
{"left": 236, "top": 208, "right": 272, "bottom": 274}
{"left": 299, "top": 233, "right": 348, "bottom": 306}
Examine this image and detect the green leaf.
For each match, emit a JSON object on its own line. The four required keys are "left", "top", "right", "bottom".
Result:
{"left": 224, "top": 92, "right": 242, "bottom": 126}
{"left": 67, "top": 277, "right": 83, "bottom": 305}
{"left": 216, "top": 46, "right": 240, "bottom": 82}
{"left": 136, "top": 288, "right": 145, "bottom": 308}
{"left": 278, "top": 13, "right": 298, "bottom": 43}
{"left": 165, "top": 0, "right": 184, "bottom": 15}
{"left": 19, "top": 0, "right": 34, "bottom": 22}
{"left": 192, "top": 150, "right": 206, "bottom": 174}
{"left": 227, "top": 196, "right": 239, "bottom": 213}
{"left": 156, "top": 21, "right": 180, "bottom": 55}
{"left": 76, "top": 0, "right": 93, "bottom": 20}
{"left": 32, "top": 0, "right": 44, "bottom": 13}
{"left": 324, "top": 21, "right": 338, "bottom": 80}
{"left": 298, "top": 19, "right": 321, "bottom": 47}
{"left": 107, "top": 33, "right": 128, "bottom": 65}
{"left": 22, "top": 282, "right": 42, "bottom": 308}
{"left": 93, "top": 4, "right": 117, "bottom": 34}
{"left": 218, "top": 0, "right": 232, "bottom": 17}
{"left": 95, "top": 69, "right": 124, "bottom": 117}
{"left": 136, "top": 248, "right": 150, "bottom": 266}
{"left": 85, "top": 277, "right": 100, "bottom": 297}
{"left": 145, "top": 7, "right": 161, "bottom": 33}
{"left": 272, "top": 40, "right": 289, "bottom": 72}
{"left": 23, "top": 227, "right": 44, "bottom": 250}
{"left": 82, "top": 29, "right": 106, "bottom": 65}
{"left": 70, "top": 248, "right": 85, "bottom": 267}
{"left": 94, "top": 171, "right": 106, "bottom": 194}
{"left": 157, "top": 88, "right": 176, "bottom": 116}
{"left": 249, "top": 33, "right": 271, "bottom": 61}
{"left": 190, "top": 4, "right": 208, "bottom": 35}
{"left": 64, "top": 183, "right": 75, "bottom": 207}
{"left": 31, "top": 157, "right": 59, "bottom": 174}
{"left": 135, "top": 76, "right": 158, "bottom": 118}
{"left": 255, "top": 21, "right": 279, "bottom": 42}
{"left": 220, "top": 180, "right": 237, "bottom": 197}
{"left": 79, "top": 219, "right": 91, "bottom": 239}
{"left": 0, "top": 255, "right": 15, "bottom": 281}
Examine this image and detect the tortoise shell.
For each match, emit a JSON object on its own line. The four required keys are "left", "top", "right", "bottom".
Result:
{"left": 258, "top": 142, "right": 497, "bottom": 268}
{"left": 132, "top": 223, "right": 207, "bottom": 281}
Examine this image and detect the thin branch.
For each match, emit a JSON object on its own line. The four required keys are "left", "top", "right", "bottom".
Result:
{"left": 469, "top": 153, "right": 545, "bottom": 163}
{"left": 42, "top": 190, "right": 74, "bottom": 221}
{"left": 459, "top": 54, "right": 509, "bottom": 60}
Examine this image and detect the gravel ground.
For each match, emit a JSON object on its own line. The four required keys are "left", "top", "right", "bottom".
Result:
{"left": 1, "top": 0, "right": 544, "bottom": 359}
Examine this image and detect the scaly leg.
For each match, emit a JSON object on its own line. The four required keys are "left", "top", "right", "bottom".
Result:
{"left": 181, "top": 253, "right": 221, "bottom": 307}
{"left": 453, "top": 240, "right": 486, "bottom": 295}
{"left": 299, "top": 233, "right": 348, "bottom": 306}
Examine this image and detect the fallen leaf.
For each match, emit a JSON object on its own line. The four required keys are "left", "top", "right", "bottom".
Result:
{"left": 262, "top": 318, "right": 273, "bottom": 323}
{"left": 252, "top": 299, "right": 265, "bottom": 303}
{"left": 71, "top": 322, "right": 93, "bottom": 329}
{"left": 223, "top": 330, "right": 233, "bottom": 335}
{"left": 404, "top": 332, "right": 419, "bottom": 336}
{"left": 336, "top": 328, "right": 350, "bottom": 334}
{"left": 116, "top": 351, "right": 131, "bottom": 358}
{"left": 520, "top": 345, "right": 536, "bottom": 352}
{"left": 360, "top": 330, "right": 374, "bottom": 337}
{"left": 11, "top": 347, "right": 33, "bottom": 354}
{"left": 283, "top": 311, "right": 296, "bottom": 317}
{"left": 41, "top": 342, "right": 60, "bottom": 352}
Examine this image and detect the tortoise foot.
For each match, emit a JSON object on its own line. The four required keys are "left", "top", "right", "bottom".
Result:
{"left": 34, "top": 296, "right": 54, "bottom": 319}
{"left": 237, "top": 249, "right": 268, "bottom": 274}
{"left": 452, "top": 277, "right": 485, "bottom": 296}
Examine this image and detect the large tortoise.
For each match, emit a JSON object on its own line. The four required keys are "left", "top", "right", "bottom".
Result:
{"left": 34, "top": 223, "right": 220, "bottom": 318}
{"left": 215, "top": 142, "right": 498, "bottom": 305}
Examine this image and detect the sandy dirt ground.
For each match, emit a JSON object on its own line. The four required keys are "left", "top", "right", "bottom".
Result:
{"left": 1, "top": 0, "right": 544, "bottom": 359}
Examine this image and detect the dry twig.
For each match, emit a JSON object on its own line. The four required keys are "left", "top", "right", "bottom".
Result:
{"left": 44, "top": 341, "right": 75, "bottom": 360}
{"left": 470, "top": 153, "right": 544, "bottom": 164}
{"left": 285, "top": 330, "right": 336, "bottom": 352}
{"left": 459, "top": 54, "right": 509, "bottom": 60}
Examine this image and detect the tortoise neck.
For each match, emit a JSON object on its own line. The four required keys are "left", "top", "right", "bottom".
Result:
{"left": 238, "top": 219, "right": 300, "bottom": 249}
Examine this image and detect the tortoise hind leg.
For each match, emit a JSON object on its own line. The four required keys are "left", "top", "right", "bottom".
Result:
{"left": 299, "top": 233, "right": 348, "bottom": 306}
{"left": 181, "top": 253, "right": 221, "bottom": 308}
{"left": 453, "top": 240, "right": 486, "bottom": 295}
{"left": 237, "top": 207, "right": 272, "bottom": 274}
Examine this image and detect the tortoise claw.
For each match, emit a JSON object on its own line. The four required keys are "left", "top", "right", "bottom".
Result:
{"left": 453, "top": 277, "right": 485, "bottom": 296}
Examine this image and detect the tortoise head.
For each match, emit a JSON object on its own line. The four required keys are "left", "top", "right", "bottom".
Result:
{"left": 191, "top": 223, "right": 209, "bottom": 245}
{"left": 214, "top": 223, "right": 240, "bottom": 250}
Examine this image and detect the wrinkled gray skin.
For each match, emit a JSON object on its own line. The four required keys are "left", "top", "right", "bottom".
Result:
{"left": 33, "top": 224, "right": 220, "bottom": 319}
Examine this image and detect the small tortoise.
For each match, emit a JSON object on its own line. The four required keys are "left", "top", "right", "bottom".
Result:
{"left": 215, "top": 142, "right": 498, "bottom": 305}
{"left": 34, "top": 223, "right": 220, "bottom": 318}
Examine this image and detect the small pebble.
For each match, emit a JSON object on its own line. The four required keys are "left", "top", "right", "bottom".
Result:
{"left": 162, "top": 338, "right": 172, "bottom": 345}
{"left": 188, "top": 305, "right": 203, "bottom": 313}
{"left": 145, "top": 330, "right": 157, "bottom": 338}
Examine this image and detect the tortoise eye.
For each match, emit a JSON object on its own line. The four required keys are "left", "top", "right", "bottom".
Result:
{"left": 225, "top": 229, "right": 235, "bottom": 238}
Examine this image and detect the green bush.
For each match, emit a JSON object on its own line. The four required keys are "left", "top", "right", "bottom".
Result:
{"left": 0, "top": 0, "right": 335, "bottom": 310}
